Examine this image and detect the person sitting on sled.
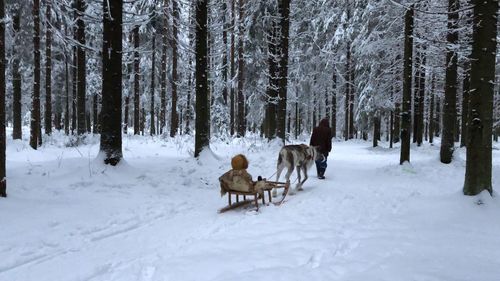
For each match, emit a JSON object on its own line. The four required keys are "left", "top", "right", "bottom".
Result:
{"left": 219, "top": 154, "right": 266, "bottom": 197}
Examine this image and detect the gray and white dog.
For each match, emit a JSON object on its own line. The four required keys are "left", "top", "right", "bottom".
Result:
{"left": 272, "top": 144, "right": 324, "bottom": 196}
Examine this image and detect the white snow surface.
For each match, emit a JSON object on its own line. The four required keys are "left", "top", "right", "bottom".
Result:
{"left": 1, "top": 132, "right": 500, "bottom": 281}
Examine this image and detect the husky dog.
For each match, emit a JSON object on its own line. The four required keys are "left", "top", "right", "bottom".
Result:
{"left": 272, "top": 144, "right": 324, "bottom": 196}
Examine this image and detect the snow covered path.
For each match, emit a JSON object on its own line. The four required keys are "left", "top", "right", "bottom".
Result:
{"left": 1, "top": 135, "right": 500, "bottom": 281}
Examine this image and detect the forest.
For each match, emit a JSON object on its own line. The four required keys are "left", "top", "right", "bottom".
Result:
{"left": 0, "top": 0, "right": 499, "bottom": 280}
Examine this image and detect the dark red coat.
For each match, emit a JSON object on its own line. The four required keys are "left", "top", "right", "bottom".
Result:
{"left": 310, "top": 119, "right": 332, "bottom": 156}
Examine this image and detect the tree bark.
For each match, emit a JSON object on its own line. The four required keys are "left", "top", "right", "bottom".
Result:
{"left": 0, "top": 0, "right": 6, "bottom": 197}
{"left": 417, "top": 49, "right": 426, "bottom": 146}
{"left": 276, "top": 0, "right": 290, "bottom": 142}
{"left": 440, "top": 0, "right": 460, "bottom": 164}
{"left": 429, "top": 73, "right": 435, "bottom": 144}
{"left": 133, "top": 26, "right": 140, "bottom": 135}
{"left": 400, "top": 6, "right": 414, "bottom": 164}
{"left": 394, "top": 102, "right": 400, "bottom": 143}
{"left": 170, "top": 0, "right": 179, "bottom": 137}
{"left": 236, "top": 0, "right": 245, "bottom": 137}
{"left": 412, "top": 48, "right": 421, "bottom": 144}
{"left": 222, "top": 0, "right": 228, "bottom": 106}
{"left": 100, "top": 0, "right": 123, "bottom": 165}
{"left": 160, "top": 0, "right": 168, "bottom": 134}
{"left": 460, "top": 66, "right": 470, "bottom": 147}
{"left": 150, "top": 17, "right": 157, "bottom": 136}
{"left": 463, "top": 0, "right": 498, "bottom": 196}
{"left": 331, "top": 69, "right": 337, "bottom": 138}
{"left": 124, "top": 95, "right": 129, "bottom": 134}
{"left": 194, "top": 0, "right": 209, "bottom": 157}
{"left": 266, "top": 18, "right": 279, "bottom": 140}
{"left": 71, "top": 10, "right": 77, "bottom": 135}
{"left": 93, "top": 88, "right": 98, "bottom": 133}
{"left": 45, "top": 0, "right": 52, "bottom": 135}
{"left": 229, "top": 0, "right": 235, "bottom": 136}
{"left": 12, "top": 8, "right": 21, "bottom": 140}
{"left": 76, "top": 0, "right": 86, "bottom": 135}
{"left": 64, "top": 23, "right": 70, "bottom": 135}
{"left": 30, "top": 0, "right": 41, "bottom": 149}
{"left": 348, "top": 64, "right": 355, "bottom": 139}
{"left": 344, "top": 45, "right": 351, "bottom": 141}
{"left": 373, "top": 115, "right": 380, "bottom": 147}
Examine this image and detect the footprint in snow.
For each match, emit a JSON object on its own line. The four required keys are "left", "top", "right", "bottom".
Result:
{"left": 308, "top": 251, "right": 324, "bottom": 269}
{"left": 140, "top": 266, "right": 156, "bottom": 281}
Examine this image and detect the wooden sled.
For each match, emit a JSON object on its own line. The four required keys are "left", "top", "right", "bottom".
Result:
{"left": 218, "top": 181, "right": 290, "bottom": 213}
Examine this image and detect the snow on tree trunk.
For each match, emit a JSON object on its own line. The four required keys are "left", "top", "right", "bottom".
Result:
{"left": 194, "top": 0, "right": 209, "bottom": 157}
{"left": 12, "top": 8, "right": 21, "bottom": 140}
{"left": 30, "top": 0, "right": 41, "bottom": 149}
{"left": 100, "top": 0, "right": 123, "bottom": 166}
{"left": 133, "top": 26, "right": 140, "bottom": 135}
{"left": 400, "top": 6, "right": 413, "bottom": 165}
{"left": 0, "top": 0, "right": 6, "bottom": 197}
{"left": 463, "top": 0, "right": 498, "bottom": 196}
{"left": 440, "top": 0, "right": 459, "bottom": 164}
{"left": 45, "top": 0, "right": 52, "bottom": 135}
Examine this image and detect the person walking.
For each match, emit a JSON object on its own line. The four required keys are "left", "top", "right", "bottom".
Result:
{"left": 310, "top": 118, "right": 333, "bottom": 179}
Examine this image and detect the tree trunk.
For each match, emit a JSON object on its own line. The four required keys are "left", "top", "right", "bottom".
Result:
{"left": 276, "top": 0, "right": 290, "bottom": 142}
{"left": 266, "top": 19, "right": 279, "bottom": 140}
{"left": 236, "top": 0, "right": 245, "bottom": 137}
{"left": 373, "top": 115, "right": 380, "bottom": 147}
{"left": 229, "top": 0, "right": 235, "bottom": 136}
{"left": 349, "top": 65, "right": 355, "bottom": 139}
{"left": 440, "top": 0, "right": 459, "bottom": 164}
{"left": 53, "top": 18, "right": 62, "bottom": 131}
{"left": 417, "top": 48, "right": 426, "bottom": 145}
{"left": 93, "top": 90, "right": 98, "bottom": 133}
{"left": 71, "top": 11, "right": 77, "bottom": 135}
{"left": 222, "top": 0, "right": 228, "bottom": 106}
{"left": 389, "top": 110, "right": 394, "bottom": 148}
{"left": 344, "top": 45, "right": 350, "bottom": 141}
{"left": 394, "top": 102, "right": 400, "bottom": 143}
{"left": 429, "top": 73, "right": 435, "bottom": 144}
{"left": 30, "top": 0, "right": 41, "bottom": 149}
{"left": 170, "top": 0, "right": 179, "bottom": 137}
{"left": 133, "top": 26, "right": 140, "bottom": 135}
{"left": 463, "top": 0, "right": 497, "bottom": 196}
{"left": 12, "top": 9, "right": 21, "bottom": 140}
{"left": 86, "top": 111, "right": 91, "bottom": 133}
{"left": 160, "top": 0, "right": 168, "bottom": 135}
{"left": 150, "top": 17, "right": 157, "bottom": 136}
{"left": 0, "top": 0, "right": 6, "bottom": 197}
{"left": 400, "top": 6, "right": 414, "bottom": 164}
{"left": 64, "top": 24, "right": 70, "bottom": 135}
{"left": 100, "top": 0, "right": 123, "bottom": 165}
{"left": 413, "top": 48, "right": 421, "bottom": 144}
{"left": 76, "top": 0, "right": 86, "bottom": 135}
{"left": 124, "top": 95, "right": 129, "bottom": 134}
{"left": 141, "top": 107, "right": 145, "bottom": 135}
{"left": 331, "top": 69, "right": 337, "bottom": 138}
{"left": 44, "top": 0, "right": 52, "bottom": 135}
{"left": 460, "top": 66, "right": 470, "bottom": 147}
{"left": 194, "top": 0, "right": 209, "bottom": 157}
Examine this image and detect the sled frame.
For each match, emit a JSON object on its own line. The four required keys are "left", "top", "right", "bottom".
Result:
{"left": 218, "top": 181, "right": 289, "bottom": 213}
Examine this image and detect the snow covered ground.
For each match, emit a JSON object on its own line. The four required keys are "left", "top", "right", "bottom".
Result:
{"left": 1, "top": 131, "right": 500, "bottom": 281}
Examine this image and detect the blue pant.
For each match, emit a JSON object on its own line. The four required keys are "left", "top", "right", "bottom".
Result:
{"left": 315, "top": 155, "right": 328, "bottom": 176}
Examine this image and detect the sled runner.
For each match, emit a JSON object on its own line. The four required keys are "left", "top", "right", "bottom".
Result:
{"left": 218, "top": 180, "right": 289, "bottom": 213}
